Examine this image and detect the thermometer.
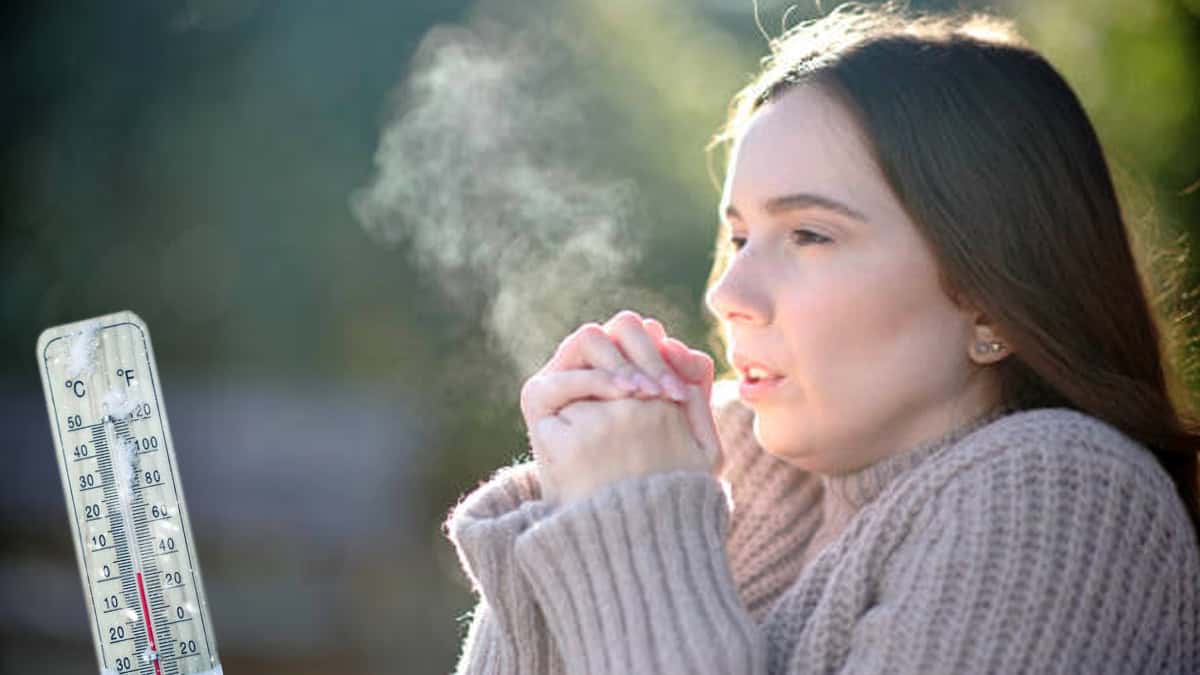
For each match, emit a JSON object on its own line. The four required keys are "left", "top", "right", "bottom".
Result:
{"left": 37, "top": 311, "right": 222, "bottom": 675}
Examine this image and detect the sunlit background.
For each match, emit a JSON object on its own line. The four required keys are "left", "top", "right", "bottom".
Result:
{"left": 2, "top": 0, "right": 1198, "bottom": 672}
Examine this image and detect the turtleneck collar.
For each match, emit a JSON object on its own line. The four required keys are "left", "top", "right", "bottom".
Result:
{"left": 819, "top": 406, "right": 1013, "bottom": 517}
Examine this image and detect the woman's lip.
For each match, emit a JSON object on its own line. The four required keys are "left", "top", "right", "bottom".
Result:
{"left": 739, "top": 375, "right": 786, "bottom": 402}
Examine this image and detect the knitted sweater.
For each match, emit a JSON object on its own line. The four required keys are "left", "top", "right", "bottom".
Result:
{"left": 444, "top": 385, "right": 1200, "bottom": 674}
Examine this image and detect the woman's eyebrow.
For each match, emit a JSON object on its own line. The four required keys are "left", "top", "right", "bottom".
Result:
{"left": 723, "top": 193, "right": 870, "bottom": 224}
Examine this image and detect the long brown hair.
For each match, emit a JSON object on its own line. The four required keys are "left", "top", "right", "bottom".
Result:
{"left": 705, "top": 2, "right": 1200, "bottom": 541}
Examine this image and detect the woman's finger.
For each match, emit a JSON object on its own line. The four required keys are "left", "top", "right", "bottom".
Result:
{"left": 543, "top": 323, "right": 634, "bottom": 378}
{"left": 644, "top": 318, "right": 715, "bottom": 400}
{"left": 643, "top": 317, "right": 667, "bottom": 343}
{"left": 643, "top": 318, "right": 680, "bottom": 388}
{"left": 521, "top": 368, "right": 631, "bottom": 425}
{"left": 662, "top": 338, "right": 715, "bottom": 400}
{"left": 604, "top": 311, "right": 687, "bottom": 401}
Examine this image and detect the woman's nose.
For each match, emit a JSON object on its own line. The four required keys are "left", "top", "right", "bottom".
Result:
{"left": 705, "top": 258, "right": 769, "bottom": 326}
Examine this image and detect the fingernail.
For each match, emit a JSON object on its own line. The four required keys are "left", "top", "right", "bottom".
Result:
{"left": 613, "top": 373, "right": 638, "bottom": 392}
{"left": 633, "top": 372, "right": 661, "bottom": 396}
{"left": 660, "top": 373, "right": 688, "bottom": 401}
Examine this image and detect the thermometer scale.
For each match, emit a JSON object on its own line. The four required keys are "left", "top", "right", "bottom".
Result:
{"left": 37, "top": 311, "right": 222, "bottom": 675}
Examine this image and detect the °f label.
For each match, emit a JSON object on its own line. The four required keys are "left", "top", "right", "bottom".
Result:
{"left": 37, "top": 311, "right": 222, "bottom": 675}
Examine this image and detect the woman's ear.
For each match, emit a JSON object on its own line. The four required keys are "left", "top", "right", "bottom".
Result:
{"left": 967, "top": 311, "right": 1011, "bottom": 365}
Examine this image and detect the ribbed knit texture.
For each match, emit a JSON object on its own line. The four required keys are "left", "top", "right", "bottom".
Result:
{"left": 444, "top": 459, "right": 567, "bottom": 674}
{"left": 444, "top": 382, "right": 1200, "bottom": 674}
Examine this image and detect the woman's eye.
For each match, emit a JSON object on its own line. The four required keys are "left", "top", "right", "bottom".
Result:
{"left": 729, "top": 230, "right": 828, "bottom": 252}
{"left": 790, "top": 229, "right": 831, "bottom": 245}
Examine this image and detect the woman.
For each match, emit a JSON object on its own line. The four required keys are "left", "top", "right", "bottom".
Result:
{"left": 444, "top": 4, "right": 1200, "bottom": 673}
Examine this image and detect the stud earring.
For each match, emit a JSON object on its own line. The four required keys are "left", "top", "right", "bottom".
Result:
{"left": 974, "top": 341, "right": 1004, "bottom": 355}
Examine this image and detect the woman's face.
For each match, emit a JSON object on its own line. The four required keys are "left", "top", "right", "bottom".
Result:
{"left": 706, "top": 84, "right": 998, "bottom": 474}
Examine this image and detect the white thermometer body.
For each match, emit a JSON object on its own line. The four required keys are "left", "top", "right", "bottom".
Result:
{"left": 37, "top": 311, "right": 222, "bottom": 675}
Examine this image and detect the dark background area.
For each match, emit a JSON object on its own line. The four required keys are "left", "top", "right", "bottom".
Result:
{"left": 3, "top": 0, "right": 1198, "bottom": 672}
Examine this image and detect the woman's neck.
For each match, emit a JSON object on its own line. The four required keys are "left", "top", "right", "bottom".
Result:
{"left": 813, "top": 404, "right": 1012, "bottom": 548}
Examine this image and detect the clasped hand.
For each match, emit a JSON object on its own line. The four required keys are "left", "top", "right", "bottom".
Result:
{"left": 519, "top": 310, "right": 724, "bottom": 506}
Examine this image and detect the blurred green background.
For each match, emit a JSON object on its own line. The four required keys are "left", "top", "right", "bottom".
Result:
{"left": 2, "top": 0, "right": 1197, "bottom": 672}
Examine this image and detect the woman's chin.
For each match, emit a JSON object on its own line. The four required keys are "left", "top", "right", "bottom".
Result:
{"left": 753, "top": 419, "right": 823, "bottom": 470}
{"left": 752, "top": 417, "right": 790, "bottom": 454}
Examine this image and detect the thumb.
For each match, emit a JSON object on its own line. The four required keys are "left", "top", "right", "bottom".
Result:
{"left": 683, "top": 384, "right": 724, "bottom": 475}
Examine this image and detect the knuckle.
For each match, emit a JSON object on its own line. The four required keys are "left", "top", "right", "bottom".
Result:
{"left": 610, "top": 311, "right": 644, "bottom": 332}
{"left": 575, "top": 323, "right": 606, "bottom": 339}
{"left": 558, "top": 324, "right": 602, "bottom": 353}
{"left": 520, "top": 375, "right": 543, "bottom": 401}
{"left": 573, "top": 327, "right": 608, "bottom": 352}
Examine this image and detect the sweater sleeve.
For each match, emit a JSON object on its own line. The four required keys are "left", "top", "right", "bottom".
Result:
{"left": 499, "top": 385, "right": 817, "bottom": 675}
{"left": 443, "top": 460, "right": 566, "bottom": 674}
{"left": 825, "top": 442, "right": 1200, "bottom": 675}
{"left": 443, "top": 388, "right": 801, "bottom": 674}
{"left": 511, "top": 469, "right": 770, "bottom": 675}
